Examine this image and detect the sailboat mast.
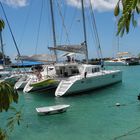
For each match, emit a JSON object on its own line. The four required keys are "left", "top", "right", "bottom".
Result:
{"left": 0, "top": 31, "right": 5, "bottom": 66}
{"left": 81, "top": 0, "right": 88, "bottom": 63}
{"left": 49, "top": 0, "right": 58, "bottom": 62}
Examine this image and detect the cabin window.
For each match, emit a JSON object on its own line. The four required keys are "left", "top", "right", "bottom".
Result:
{"left": 49, "top": 68, "right": 54, "bottom": 70}
{"left": 71, "top": 69, "right": 79, "bottom": 75}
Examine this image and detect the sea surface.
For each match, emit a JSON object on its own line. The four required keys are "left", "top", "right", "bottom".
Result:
{"left": 1, "top": 65, "right": 140, "bottom": 140}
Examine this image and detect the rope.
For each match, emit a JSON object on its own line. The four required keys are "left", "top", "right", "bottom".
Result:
{"left": 113, "top": 126, "right": 140, "bottom": 140}
{"left": 0, "top": 1, "right": 27, "bottom": 71}
{"left": 19, "top": 0, "right": 33, "bottom": 48}
{"left": 35, "top": 0, "right": 44, "bottom": 54}
{"left": 87, "top": 11, "right": 100, "bottom": 59}
{"left": 0, "top": 1, "right": 21, "bottom": 57}
{"left": 89, "top": 0, "right": 103, "bottom": 59}
{"left": 59, "top": 0, "right": 67, "bottom": 44}
{"left": 56, "top": 0, "right": 70, "bottom": 44}
{"left": 68, "top": 8, "right": 78, "bottom": 40}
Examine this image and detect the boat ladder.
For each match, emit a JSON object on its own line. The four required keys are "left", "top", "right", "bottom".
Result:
{"left": 55, "top": 80, "right": 74, "bottom": 96}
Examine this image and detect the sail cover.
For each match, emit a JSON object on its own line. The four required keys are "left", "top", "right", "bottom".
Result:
{"left": 16, "top": 54, "right": 56, "bottom": 63}
{"left": 48, "top": 43, "right": 86, "bottom": 54}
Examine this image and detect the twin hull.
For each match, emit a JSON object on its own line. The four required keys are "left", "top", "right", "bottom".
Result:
{"left": 56, "top": 71, "right": 122, "bottom": 96}
{"left": 14, "top": 80, "right": 27, "bottom": 90}
{"left": 24, "top": 78, "right": 59, "bottom": 93}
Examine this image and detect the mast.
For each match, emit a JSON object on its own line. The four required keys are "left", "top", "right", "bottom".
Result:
{"left": 49, "top": 0, "right": 58, "bottom": 62}
{"left": 81, "top": 0, "right": 88, "bottom": 63}
{"left": 0, "top": 30, "right": 5, "bottom": 66}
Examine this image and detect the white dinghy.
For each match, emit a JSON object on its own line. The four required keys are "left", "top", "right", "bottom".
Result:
{"left": 36, "top": 104, "right": 70, "bottom": 115}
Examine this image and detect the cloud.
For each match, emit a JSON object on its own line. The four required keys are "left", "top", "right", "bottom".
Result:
{"left": 0, "top": 0, "right": 28, "bottom": 7}
{"left": 66, "top": 0, "right": 118, "bottom": 12}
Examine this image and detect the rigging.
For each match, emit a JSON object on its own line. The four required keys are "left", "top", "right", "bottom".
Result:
{"left": 35, "top": 0, "right": 44, "bottom": 54}
{"left": 0, "top": 1, "right": 21, "bottom": 57}
{"left": 56, "top": 0, "right": 70, "bottom": 44}
{"left": 89, "top": 0, "right": 103, "bottom": 60}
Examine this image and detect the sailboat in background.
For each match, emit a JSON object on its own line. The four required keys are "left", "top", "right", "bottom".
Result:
{"left": 104, "top": 19, "right": 139, "bottom": 66}
{"left": 104, "top": 51, "right": 139, "bottom": 66}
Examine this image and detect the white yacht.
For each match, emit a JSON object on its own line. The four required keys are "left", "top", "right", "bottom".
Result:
{"left": 104, "top": 52, "right": 139, "bottom": 66}
{"left": 55, "top": 64, "right": 122, "bottom": 97}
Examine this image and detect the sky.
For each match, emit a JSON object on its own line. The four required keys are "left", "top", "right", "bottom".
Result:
{"left": 0, "top": 0, "right": 140, "bottom": 62}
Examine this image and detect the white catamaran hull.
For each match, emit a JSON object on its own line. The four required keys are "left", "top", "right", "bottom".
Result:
{"left": 55, "top": 70, "right": 122, "bottom": 97}
{"left": 23, "top": 77, "right": 58, "bottom": 93}
{"left": 14, "top": 80, "right": 28, "bottom": 90}
{"left": 14, "top": 74, "right": 32, "bottom": 90}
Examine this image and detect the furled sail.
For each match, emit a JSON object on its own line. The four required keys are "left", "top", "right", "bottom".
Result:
{"left": 16, "top": 54, "right": 56, "bottom": 63}
{"left": 48, "top": 42, "right": 86, "bottom": 54}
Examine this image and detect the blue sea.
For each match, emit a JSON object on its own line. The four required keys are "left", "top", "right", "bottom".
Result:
{"left": 1, "top": 66, "right": 140, "bottom": 140}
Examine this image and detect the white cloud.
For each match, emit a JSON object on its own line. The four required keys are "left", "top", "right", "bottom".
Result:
{"left": 66, "top": 0, "right": 118, "bottom": 12}
{"left": 0, "top": 0, "right": 28, "bottom": 7}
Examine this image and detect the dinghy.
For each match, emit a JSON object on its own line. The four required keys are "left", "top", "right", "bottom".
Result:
{"left": 36, "top": 104, "right": 70, "bottom": 115}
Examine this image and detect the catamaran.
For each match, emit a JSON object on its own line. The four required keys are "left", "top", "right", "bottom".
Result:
{"left": 21, "top": 0, "right": 122, "bottom": 96}
{"left": 53, "top": 0, "right": 122, "bottom": 97}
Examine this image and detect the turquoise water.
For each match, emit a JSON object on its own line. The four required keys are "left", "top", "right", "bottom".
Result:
{"left": 1, "top": 66, "right": 140, "bottom": 140}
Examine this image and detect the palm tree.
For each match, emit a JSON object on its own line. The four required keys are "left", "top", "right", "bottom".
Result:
{"left": 0, "top": 81, "right": 19, "bottom": 140}
{"left": 0, "top": 81, "right": 18, "bottom": 112}
{"left": 0, "top": 18, "right": 5, "bottom": 65}
{"left": 0, "top": 19, "right": 21, "bottom": 140}
{"left": 114, "top": 0, "right": 140, "bottom": 36}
